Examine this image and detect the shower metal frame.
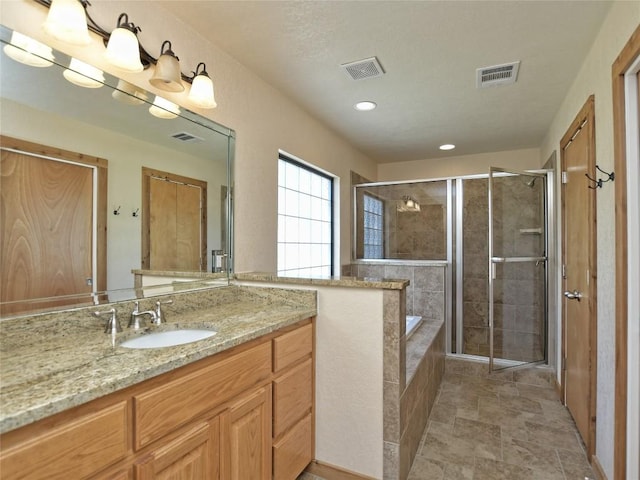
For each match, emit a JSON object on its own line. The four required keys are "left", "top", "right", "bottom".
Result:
{"left": 352, "top": 169, "right": 554, "bottom": 370}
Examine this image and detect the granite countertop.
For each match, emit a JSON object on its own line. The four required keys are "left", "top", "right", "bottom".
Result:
{"left": 235, "top": 272, "right": 409, "bottom": 290}
{"left": 0, "top": 285, "right": 316, "bottom": 434}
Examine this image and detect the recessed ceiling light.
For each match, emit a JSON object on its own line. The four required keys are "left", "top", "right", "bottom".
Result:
{"left": 439, "top": 144, "right": 456, "bottom": 151}
{"left": 354, "top": 101, "right": 377, "bottom": 111}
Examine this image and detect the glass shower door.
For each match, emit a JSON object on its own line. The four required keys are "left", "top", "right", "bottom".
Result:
{"left": 488, "top": 168, "right": 547, "bottom": 372}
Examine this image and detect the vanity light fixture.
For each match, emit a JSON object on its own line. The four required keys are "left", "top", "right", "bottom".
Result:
{"left": 105, "top": 13, "right": 143, "bottom": 73}
{"left": 439, "top": 144, "right": 456, "bottom": 151}
{"left": 149, "top": 95, "right": 180, "bottom": 119}
{"left": 42, "top": 0, "right": 90, "bottom": 46}
{"left": 149, "top": 41, "right": 184, "bottom": 92}
{"left": 63, "top": 57, "right": 104, "bottom": 88}
{"left": 188, "top": 63, "right": 217, "bottom": 109}
{"left": 3, "top": 31, "right": 54, "bottom": 67}
{"left": 398, "top": 195, "right": 421, "bottom": 212}
{"left": 354, "top": 101, "right": 377, "bottom": 111}
{"left": 112, "top": 79, "right": 148, "bottom": 105}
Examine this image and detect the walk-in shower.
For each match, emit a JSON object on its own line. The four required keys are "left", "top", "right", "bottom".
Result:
{"left": 352, "top": 169, "right": 552, "bottom": 371}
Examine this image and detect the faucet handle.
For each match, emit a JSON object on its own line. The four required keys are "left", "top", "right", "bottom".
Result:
{"left": 93, "top": 308, "right": 121, "bottom": 334}
{"left": 154, "top": 299, "right": 174, "bottom": 325}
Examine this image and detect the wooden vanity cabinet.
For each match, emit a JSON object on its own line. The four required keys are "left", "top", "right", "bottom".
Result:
{"left": 0, "top": 318, "right": 314, "bottom": 480}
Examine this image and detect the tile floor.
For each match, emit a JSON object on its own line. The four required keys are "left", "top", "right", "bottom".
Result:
{"left": 299, "top": 361, "right": 597, "bottom": 480}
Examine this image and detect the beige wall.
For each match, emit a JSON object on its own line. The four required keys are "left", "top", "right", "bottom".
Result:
{"left": 539, "top": 2, "right": 640, "bottom": 477}
{"left": 377, "top": 147, "right": 541, "bottom": 181}
{"left": 0, "top": 0, "right": 378, "bottom": 275}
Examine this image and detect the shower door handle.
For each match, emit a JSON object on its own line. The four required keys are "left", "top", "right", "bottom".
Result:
{"left": 564, "top": 290, "right": 583, "bottom": 301}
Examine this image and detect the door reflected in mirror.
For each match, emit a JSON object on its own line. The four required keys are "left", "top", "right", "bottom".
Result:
{"left": 0, "top": 25, "right": 234, "bottom": 317}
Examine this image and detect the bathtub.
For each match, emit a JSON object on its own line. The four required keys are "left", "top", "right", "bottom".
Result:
{"left": 406, "top": 315, "right": 423, "bottom": 338}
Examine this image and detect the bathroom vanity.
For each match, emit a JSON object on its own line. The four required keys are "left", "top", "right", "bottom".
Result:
{"left": 0, "top": 286, "right": 316, "bottom": 480}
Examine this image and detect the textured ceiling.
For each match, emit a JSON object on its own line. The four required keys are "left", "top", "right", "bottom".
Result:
{"left": 158, "top": 0, "right": 612, "bottom": 163}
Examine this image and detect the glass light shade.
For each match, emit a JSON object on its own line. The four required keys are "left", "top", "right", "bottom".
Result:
{"left": 406, "top": 198, "right": 415, "bottom": 208}
{"left": 63, "top": 58, "right": 104, "bottom": 88}
{"left": 3, "top": 31, "right": 55, "bottom": 67}
{"left": 188, "top": 74, "right": 217, "bottom": 108}
{"left": 43, "top": 0, "right": 90, "bottom": 46}
{"left": 105, "top": 27, "right": 143, "bottom": 72}
{"left": 112, "top": 79, "right": 148, "bottom": 105}
{"left": 149, "top": 42, "right": 184, "bottom": 92}
{"left": 149, "top": 95, "right": 180, "bottom": 119}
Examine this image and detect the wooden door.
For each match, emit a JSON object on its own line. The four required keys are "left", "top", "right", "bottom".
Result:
{"left": 143, "top": 168, "right": 207, "bottom": 272}
{"left": 1, "top": 149, "right": 93, "bottom": 314}
{"left": 561, "top": 96, "right": 597, "bottom": 457}
{"left": 222, "top": 385, "right": 272, "bottom": 480}
{"left": 135, "top": 419, "right": 220, "bottom": 480}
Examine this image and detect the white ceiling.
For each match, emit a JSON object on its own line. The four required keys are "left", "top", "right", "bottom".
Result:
{"left": 158, "top": 0, "right": 612, "bottom": 163}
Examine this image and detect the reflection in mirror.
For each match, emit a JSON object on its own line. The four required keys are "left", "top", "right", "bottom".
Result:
{"left": 354, "top": 181, "right": 448, "bottom": 260}
{"left": 0, "top": 25, "right": 234, "bottom": 317}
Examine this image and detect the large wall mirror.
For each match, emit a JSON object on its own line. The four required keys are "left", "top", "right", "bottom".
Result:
{"left": 0, "top": 24, "right": 234, "bottom": 317}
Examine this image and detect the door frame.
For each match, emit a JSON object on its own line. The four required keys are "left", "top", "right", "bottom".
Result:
{"left": 613, "top": 24, "right": 640, "bottom": 480}
{"left": 141, "top": 166, "right": 208, "bottom": 271}
{"left": 0, "top": 135, "right": 108, "bottom": 296}
{"left": 560, "top": 95, "right": 597, "bottom": 459}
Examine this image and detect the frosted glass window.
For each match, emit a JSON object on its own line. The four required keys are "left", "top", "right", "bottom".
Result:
{"left": 278, "top": 156, "right": 334, "bottom": 277}
{"left": 363, "top": 194, "right": 384, "bottom": 259}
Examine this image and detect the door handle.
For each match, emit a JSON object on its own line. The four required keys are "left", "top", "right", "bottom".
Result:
{"left": 564, "top": 290, "right": 583, "bottom": 301}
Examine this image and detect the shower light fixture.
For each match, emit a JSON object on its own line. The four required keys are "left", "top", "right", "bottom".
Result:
{"left": 439, "top": 144, "right": 455, "bottom": 151}
{"left": 354, "top": 101, "right": 377, "bottom": 111}
{"left": 398, "top": 196, "right": 421, "bottom": 212}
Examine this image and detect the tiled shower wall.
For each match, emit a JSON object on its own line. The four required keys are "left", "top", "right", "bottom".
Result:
{"left": 462, "top": 177, "right": 545, "bottom": 361}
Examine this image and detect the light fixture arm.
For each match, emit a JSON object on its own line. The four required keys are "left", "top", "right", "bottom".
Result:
{"left": 192, "top": 62, "right": 210, "bottom": 78}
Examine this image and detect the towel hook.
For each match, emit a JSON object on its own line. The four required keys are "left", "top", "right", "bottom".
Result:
{"left": 585, "top": 165, "right": 614, "bottom": 189}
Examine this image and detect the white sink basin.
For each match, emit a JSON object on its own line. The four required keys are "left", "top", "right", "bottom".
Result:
{"left": 120, "top": 329, "right": 217, "bottom": 349}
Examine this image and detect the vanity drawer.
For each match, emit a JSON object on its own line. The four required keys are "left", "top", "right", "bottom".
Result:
{"left": 134, "top": 341, "right": 271, "bottom": 449}
{"left": 273, "top": 322, "right": 313, "bottom": 372}
{"left": 273, "top": 413, "right": 313, "bottom": 480}
{"left": 0, "top": 401, "right": 128, "bottom": 480}
{"left": 273, "top": 358, "right": 313, "bottom": 438}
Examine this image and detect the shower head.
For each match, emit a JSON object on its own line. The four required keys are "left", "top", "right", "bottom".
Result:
{"left": 524, "top": 177, "right": 537, "bottom": 188}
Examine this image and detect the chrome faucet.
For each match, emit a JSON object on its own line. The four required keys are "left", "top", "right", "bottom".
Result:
{"left": 129, "top": 301, "right": 158, "bottom": 329}
{"left": 154, "top": 299, "right": 174, "bottom": 325}
{"left": 93, "top": 308, "right": 121, "bottom": 334}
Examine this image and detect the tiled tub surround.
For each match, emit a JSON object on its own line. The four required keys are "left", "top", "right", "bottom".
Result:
{"left": 353, "top": 263, "right": 446, "bottom": 480}
{"left": 0, "top": 285, "right": 316, "bottom": 434}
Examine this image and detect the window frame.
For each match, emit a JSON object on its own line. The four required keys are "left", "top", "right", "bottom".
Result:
{"left": 277, "top": 153, "right": 335, "bottom": 277}
{"left": 362, "top": 192, "right": 384, "bottom": 259}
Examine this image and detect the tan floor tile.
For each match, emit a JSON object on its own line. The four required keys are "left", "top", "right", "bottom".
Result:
{"left": 517, "top": 383, "right": 561, "bottom": 401}
{"left": 561, "top": 459, "right": 598, "bottom": 479}
{"left": 524, "top": 420, "right": 584, "bottom": 452}
{"left": 473, "top": 457, "right": 535, "bottom": 480}
{"left": 420, "top": 428, "right": 500, "bottom": 467}
{"left": 452, "top": 417, "right": 501, "bottom": 445}
{"left": 496, "top": 392, "right": 544, "bottom": 414}
{"left": 502, "top": 437, "right": 564, "bottom": 478}
{"left": 406, "top": 455, "right": 445, "bottom": 480}
{"left": 442, "top": 463, "right": 474, "bottom": 480}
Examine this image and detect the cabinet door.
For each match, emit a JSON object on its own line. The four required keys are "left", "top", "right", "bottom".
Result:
{"left": 134, "top": 419, "right": 219, "bottom": 480}
{"left": 222, "top": 385, "right": 272, "bottom": 480}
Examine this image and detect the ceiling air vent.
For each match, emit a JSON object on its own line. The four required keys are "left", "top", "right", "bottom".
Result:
{"left": 341, "top": 56, "right": 385, "bottom": 81}
{"left": 171, "top": 131, "right": 204, "bottom": 143}
{"left": 476, "top": 61, "right": 520, "bottom": 88}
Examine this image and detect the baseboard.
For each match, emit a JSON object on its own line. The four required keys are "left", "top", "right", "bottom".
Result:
{"left": 591, "top": 455, "right": 608, "bottom": 480}
{"left": 554, "top": 377, "right": 563, "bottom": 401}
{"left": 305, "top": 460, "right": 377, "bottom": 480}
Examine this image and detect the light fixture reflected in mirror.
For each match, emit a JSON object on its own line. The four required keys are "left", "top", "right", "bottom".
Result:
{"left": 63, "top": 57, "right": 104, "bottom": 88}
{"left": 149, "top": 95, "right": 180, "bottom": 119}
{"left": 3, "top": 31, "right": 54, "bottom": 67}
{"left": 188, "top": 63, "right": 217, "bottom": 109}
{"left": 112, "top": 79, "right": 148, "bottom": 105}
{"left": 42, "top": 0, "right": 90, "bottom": 46}
{"left": 105, "top": 13, "right": 143, "bottom": 73}
{"left": 149, "top": 40, "right": 184, "bottom": 92}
